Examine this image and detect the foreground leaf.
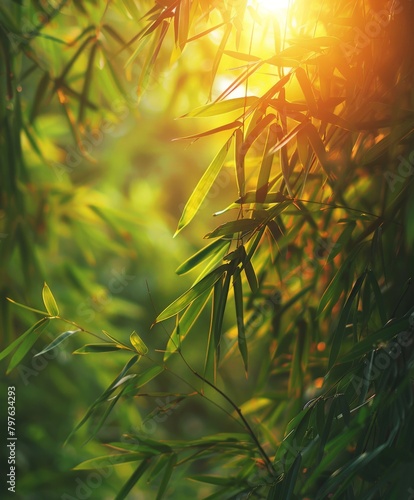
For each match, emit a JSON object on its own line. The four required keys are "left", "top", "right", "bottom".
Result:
{"left": 175, "top": 137, "right": 233, "bottom": 235}
{"left": 42, "top": 282, "right": 60, "bottom": 316}
{"left": 155, "top": 265, "right": 228, "bottom": 323}
{"left": 34, "top": 330, "right": 80, "bottom": 358}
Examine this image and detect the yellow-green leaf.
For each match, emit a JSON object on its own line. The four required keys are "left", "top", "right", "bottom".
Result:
{"left": 42, "top": 282, "right": 59, "bottom": 316}
{"left": 156, "top": 265, "right": 227, "bottom": 323}
{"left": 130, "top": 331, "right": 149, "bottom": 355}
{"left": 175, "top": 137, "right": 233, "bottom": 235}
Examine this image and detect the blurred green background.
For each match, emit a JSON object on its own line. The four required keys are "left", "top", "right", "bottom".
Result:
{"left": 0, "top": 1, "right": 242, "bottom": 498}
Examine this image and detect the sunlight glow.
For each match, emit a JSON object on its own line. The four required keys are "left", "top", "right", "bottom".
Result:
{"left": 254, "top": 0, "right": 291, "bottom": 15}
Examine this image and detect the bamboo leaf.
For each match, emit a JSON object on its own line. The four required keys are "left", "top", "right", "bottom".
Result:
{"left": 296, "top": 67, "right": 318, "bottom": 115}
{"left": 156, "top": 453, "right": 177, "bottom": 500}
{"left": 164, "top": 290, "right": 211, "bottom": 361}
{"left": 204, "top": 219, "right": 260, "bottom": 239}
{"left": 34, "top": 330, "right": 80, "bottom": 358}
{"left": 224, "top": 50, "right": 261, "bottom": 62}
{"left": 234, "top": 269, "right": 248, "bottom": 373}
{"left": 6, "top": 297, "right": 48, "bottom": 316}
{"left": 175, "top": 137, "right": 233, "bottom": 235}
{"left": 329, "top": 272, "right": 366, "bottom": 368}
{"left": 0, "top": 318, "right": 46, "bottom": 362}
{"left": 235, "top": 128, "right": 245, "bottom": 197}
{"left": 130, "top": 331, "right": 149, "bottom": 355}
{"left": 176, "top": 238, "right": 228, "bottom": 275}
{"left": 115, "top": 459, "right": 153, "bottom": 500}
{"left": 156, "top": 265, "right": 228, "bottom": 323}
{"left": 306, "top": 123, "right": 332, "bottom": 180}
{"left": 181, "top": 96, "right": 259, "bottom": 118}
{"left": 256, "top": 123, "right": 278, "bottom": 202}
{"left": 172, "top": 121, "right": 241, "bottom": 141}
{"left": 75, "top": 452, "right": 147, "bottom": 469}
{"left": 244, "top": 258, "right": 258, "bottom": 293}
{"left": 74, "top": 344, "right": 129, "bottom": 354}
{"left": 7, "top": 318, "right": 50, "bottom": 374}
{"left": 42, "top": 282, "right": 59, "bottom": 316}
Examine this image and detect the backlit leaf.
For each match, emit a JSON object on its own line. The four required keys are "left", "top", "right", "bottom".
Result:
{"left": 34, "top": 330, "right": 80, "bottom": 358}
{"left": 130, "top": 331, "right": 149, "bottom": 355}
{"left": 42, "top": 282, "right": 59, "bottom": 316}
{"left": 156, "top": 265, "right": 228, "bottom": 322}
{"left": 175, "top": 137, "right": 233, "bottom": 235}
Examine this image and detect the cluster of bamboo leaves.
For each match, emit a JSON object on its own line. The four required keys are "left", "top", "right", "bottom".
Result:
{"left": 1, "top": 0, "right": 414, "bottom": 498}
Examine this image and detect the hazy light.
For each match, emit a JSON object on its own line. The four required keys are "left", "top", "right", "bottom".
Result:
{"left": 254, "top": 0, "right": 291, "bottom": 15}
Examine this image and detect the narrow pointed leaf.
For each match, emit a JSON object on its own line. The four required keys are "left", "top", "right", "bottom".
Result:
{"left": 42, "top": 282, "right": 59, "bottom": 316}
{"left": 329, "top": 272, "right": 366, "bottom": 368}
{"left": 115, "top": 459, "right": 153, "bottom": 500}
{"left": 164, "top": 290, "right": 211, "bottom": 361}
{"left": 204, "top": 219, "right": 259, "bottom": 239}
{"left": 73, "top": 343, "right": 128, "bottom": 354}
{"left": 181, "top": 96, "right": 259, "bottom": 118}
{"left": 34, "top": 330, "right": 80, "bottom": 357}
{"left": 7, "top": 318, "right": 50, "bottom": 374}
{"left": 296, "top": 67, "right": 318, "bottom": 115}
{"left": 130, "top": 331, "right": 148, "bottom": 355}
{"left": 175, "top": 138, "right": 233, "bottom": 235}
{"left": 173, "top": 122, "right": 241, "bottom": 142}
{"left": 234, "top": 270, "right": 248, "bottom": 373}
{"left": 156, "top": 453, "right": 177, "bottom": 500}
{"left": 156, "top": 265, "right": 228, "bottom": 323}
{"left": 176, "top": 238, "right": 227, "bottom": 275}
{"left": 0, "top": 318, "right": 45, "bottom": 362}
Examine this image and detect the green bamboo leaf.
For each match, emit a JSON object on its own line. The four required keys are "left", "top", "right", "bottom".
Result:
{"left": 190, "top": 475, "right": 235, "bottom": 486}
{"left": 367, "top": 270, "right": 387, "bottom": 325}
{"left": 0, "top": 318, "right": 45, "bottom": 362}
{"left": 315, "top": 442, "right": 390, "bottom": 500}
{"left": 164, "top": 290, "right": 211, "bottom": 361}
{"left": 329, "top": 272, "right": 366, "bottom": 368}
{"left": 130, "top": 365, "right": 163, "bottom": 391}
{"left": 181, "top": 96, "right": 259, "bottom": 118}
{"left": 340, "top": 316, "right": 409, "bottom": 363}
{"left": 281, "top": 453, "right": 302, "bottom": 500}
{"left": 42, "top": 282, "right": 59, "bottom": 316}
{"left": 175, "top": 137, "right": 233, "bottom": 235}
{"left": 34, "top": 330, "right": 80, "bottom": 358}
{"left": 156, "top": 265, "right": 228, "bottom": 323}
{"left": 73, "top": 343, "right": 128, "bottom": 354}
{"left": 176, "top": 238, "right": 228, "bottom": 275}
{"left": 234, "top": 269, "right": 248, "bottom": 373}
{"left": 156, "top": 453, "right": 177, "bottom": 500}
{"left": 130, "top": 331, "right": 148, "bottom": 355}
{"left": 115, "top": 459, "right": 153, "bottom": 500}
{"left": 67, "top": 356, "right": 140, "bottom": 442}
{"left": 204, "top": 218, "right": 259, "bottom": 239}
{"left": 7, "top": 318, "right": 50, "bottom": 374}
{"left": 328, "top": 222, "right": 356, "bottom": 262}
{"left": 101, "top": 330, "right": 131, "bottom": 350}
{"left": 244, "top": 258, "right": 258, "bottom": 293}
{"left": 74, "top": 452, "right": 147, "bottom": 469}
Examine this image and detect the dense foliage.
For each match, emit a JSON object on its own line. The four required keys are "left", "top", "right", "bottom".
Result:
{"left": 1, "top": 0, "right": 414, "bottom": 498}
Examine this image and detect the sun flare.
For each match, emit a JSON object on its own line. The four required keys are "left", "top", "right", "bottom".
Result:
{"left": 254, "top": 0, "right": 291, "bottom": 15}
